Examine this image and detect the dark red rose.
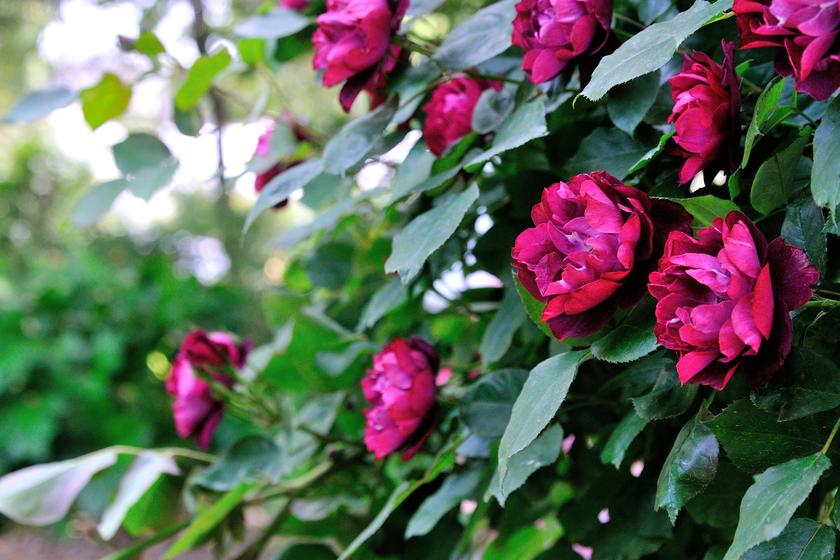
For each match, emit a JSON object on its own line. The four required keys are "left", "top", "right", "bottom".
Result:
{"left": 313, "top": 0, "right": 407, "bottom": 112}
{"left": 511, "top": 0, "right": 612, "bottom": 84}
{"left": 668, "top": 41, "right": 741, "bottom": 189}
{"left": 361, "top": 337, "right": 439, "bottom": 460}
{"left": 253, "top": 118, "right": 313, "bottom": 208}
{"left": 648, "top": 211, "right": 819, "bottom": 390}
{"left": 165, "top": 330, "right": 251, "bottom": 448}
{"left": 422, "top": 75, "right": 502, "bottom": 156}
{"left": 512, "top": 172, "right": 692, "bottom": 342}
{"left": 734, "top": 0, "right": 839, "bottom": 100}
{"left": 280, "top": 0, "right": 310, "bottom": 9}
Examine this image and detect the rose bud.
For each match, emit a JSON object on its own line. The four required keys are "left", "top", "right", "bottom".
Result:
{"left": 734, "top": 0, "right": 839, "bottom": 100}
{"left": 668, "top": 41, "right": 741, "bottom": 191}
{"left": 252, "top": 118, "right": 314, "bottom": 208}
{"left": 422, "top": 75, "right": 502, "bottom": 156}
{"left": 165, "top": 330, "right": 251, "bottom": 448}
{"left": 280, "top": 0, "right": 309, "bottom": 9}
{"left": 512, "top": 172, "right": 692, "bottom": 342}
{"left": 512, "top": 0, "right": 613, "bottom": 84}
{"left": 313, "top": 0, "right": 408, "bottom": 112}
{"left": 648, "top": 211, "right": 819, "bottom": 390}
{"left": 362, "top": 337, "right": 439, "bottom": 460}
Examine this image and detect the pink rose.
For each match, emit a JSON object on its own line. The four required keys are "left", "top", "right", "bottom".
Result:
{"left": 422, "top": 75, "right": 502, "bottom": 156}
{"left": 668, "top": 41, "right": 741, "bottom": 189}
{"left": 313, "top": 0, "right": 407, "bottom": 112}
{"left": 280, "top": 0, "right": 310, "bottom": 10}
{"left": 734, "top": 0, "right": 839, "bottom": 100}
{"left": 165, "top": 330, "right": 251, "bottom": 448}
{"left": 512, "top": 172, "right": 692, "bottom": 342}
{"left": 253, "top": 118, "right": 313, "bottom": 208}
{"left": 362, "top": 337, "right": 439, "bottom": 460}
{"left": 512, "top": 0, "right": 612, "bottom": 84}
{"left": 648, "top": 212, "right": 819, "bottom": 390}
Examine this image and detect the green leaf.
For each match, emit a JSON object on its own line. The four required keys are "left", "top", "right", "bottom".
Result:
{"left": 607, "top": 71, "right": 661, "bottom": 135}
{"left": 563, "top": 128, "right": 649, "bottom": 179}
{"left": 631, "top": 359, "right": 698, "bottom": 421}
{"left": 98, "top": 453, "right": 179, "bottom": 540}
{"left": 637, "top": 0, "right": 673, "bottom": 23}
{"left": 685, "top": 461, "right": 753, "bottom": 528}
{"left": 135, "top": 31, "right": 165, "bottom": 57}
{"left": 80, "top": 73, "right": 132, "bottom": 129}
{"left": 750, "top": 128, "right": 810, "bottom": 214}
{"left": 338, "top": 441, "right": 457, "bottom": 559}
{"left": 3, "top": 87, "right": 76, "bottom": 123}
{"left": 113, "top": 133, "right": 172, "bottom": 176}
{"left": 723, "top": 453, "right": 831, "bottom": 560}
{"left": 235, "top": 8, "right": 311, "bottom": 39}
{"left": 244, "top": 159, "right": 325, "bottom": 232}
{"left": 174, "top": 49, "right": 231, "bottom": 111}
{"left": 0, "top": 449, "right": 117, "bottom": 525}
{"left": 405, "top": 468, "right": 483, "bottom": 538}
{"left": 741, "top": 78, "right": 786, "bottom": 168}
{"left": 192, "top": 436, "right": 283, "bottom": 492}
{"left": 664, "top": 195, "right": 741, "bottom": 228}
{"left": 741, "top": 518, "right": 835, "bottom": 560}
{"left": 480, "top": 288, "right": 527, "bottom": 368}
{"left": 811, "top": 96, "right": 840, "bottom": 224}
{"left": 164, "top": 481, "right": 259, "bottom": 559}
{"left": 356, "top": 278, "right": 408, "bottom": 331}
{"left": 601, "top": 411, "right": 648, "bottom": 468}
{"left": 406, "top": 0, "right": 446, "bottom": 17}
{"left": 489, "top": 424, "right": 564, "bottom": 504}
{"left": 498, "top": 351, "right": 587, "bottom": 481}
{"left": 304, "top": 242, "right": 354, "bottom": 290}
{"left": 385, "top": 183, "right": 479, "bottom": 283}
{"left": 628, "top": 129, "right": 674, "bottom": 174}
{"left": 471, "top": 87, "right": 516, "bottom": 134}
{"left": 753, "top": 348, "right": 840, "bottom": 421}
{"left": 127, "top": 159, "right": 178, "bottom": 200}
{"left": 322, "top": 96, "right": 398, "bottom": 175}
{"left": 580, "top": 0, "right": 732, "bottom": 101}
{"left": 71, "top": 179, "right": 130, "bottom": 227}
{"left": 391, "top": 140, "right": 435, "bottom": 201}
{"left": 781, "top": 196, "right": 827, "bottom": 276}
{"left": 460, "top": 368, "right": 528, "bottom": 439}
{"left": 484, "top": 516, "right": 564, "bottom": 560}
{"left": 513, "top": 271, "right": 554, "bottom": 339}
{"left": 591, "top": 302, "right": 658, "bottom": 363}
{"left": 433, "top": 0, "right": 517, "bottom": 69}
{"left": 708, "top": 400, "right": 824, "bottom": 473}
{"left": 465, "top": 97, "right": 549, "bottom": 170}
{"left": 655, "top": 414, "right": 720, "bottom": 524}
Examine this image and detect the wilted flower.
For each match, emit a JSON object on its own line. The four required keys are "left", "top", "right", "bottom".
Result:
{"left": 734, "top": 0, "right": 840, "bottom": 99}
{"left": 648, "top": 212, "right": 819, "bottom": 390}
{"left": 512, "top": 0, "right": 613, "bottom": 84}
{"left": 668, "top": 41, "right": 741, "bottom": 190}
{"left": 166, "top": 330, "right": 251, "bottom": 448}
{"left": 422, "top": 75, "right": 502, "bottom": 156}
{"left": 313, "top": 0, "right": 408, "bottom": 112}
{"left": 362, "top": 337, "right": 439, "bottom": 460}
{"left": 512, "top": 171, "right": 692, "bottom": 341}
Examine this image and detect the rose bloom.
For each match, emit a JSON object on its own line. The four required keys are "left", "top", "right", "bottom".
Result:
{"left": 648, "top": 212, "right": 819, "bottom": 390}
{"left": 166, "top": 330, "right": 251, "bottom": 448}
{"left": 734, "top": 0, "right": 839, "bottom": 100}
{"left": 668, "top": 41, "right": 741, "bottom": 190}
{"left": 512, "top": 0, "right": 612, "bottom": 84}
{"left": 512, "top": 172, "right": 692, "bottom": 342}
{"left": 280, "top": 0, "right": 309, "bottom": 9}
{"left": 362, "top": 337, "right": 439, "bottom": 460}
{"left": 253, "top": 118, "right": 314, "bottom": 208}
{"left": 313, "top": 0, "right": 407, "bottom": 112}
{"left": 422, "top": 76, "right": 502, "bottom": 156}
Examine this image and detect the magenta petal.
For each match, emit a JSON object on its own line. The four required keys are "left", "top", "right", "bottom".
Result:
{"left": 766, "top": 237, "right": 819, "bottom": 310}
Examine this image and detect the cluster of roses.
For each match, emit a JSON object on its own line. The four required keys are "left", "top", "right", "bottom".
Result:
{"left": 174, "top": 0, "right": 832, "bottom": 459}
{"left": 168, "top": 182, "right": 819, "bottom": 457}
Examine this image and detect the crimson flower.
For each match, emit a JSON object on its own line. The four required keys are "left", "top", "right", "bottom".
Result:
{"left": 648, "top": 212, "right": 819, "bottom": 390}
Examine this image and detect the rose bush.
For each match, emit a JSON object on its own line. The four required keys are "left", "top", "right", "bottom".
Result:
{"left": 3, "top": 1, "right": 840, "bottom": 559}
